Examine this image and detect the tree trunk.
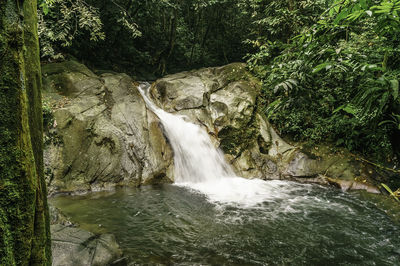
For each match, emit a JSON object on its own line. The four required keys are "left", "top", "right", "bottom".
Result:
{"left": 0, "top": 0, "right": 51, "bottom": 265}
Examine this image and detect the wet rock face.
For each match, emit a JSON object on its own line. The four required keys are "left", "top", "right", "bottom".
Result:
{"left": 43, "top": 61, "right": 173, "bottom": 194}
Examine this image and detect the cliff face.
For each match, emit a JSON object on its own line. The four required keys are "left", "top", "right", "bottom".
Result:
{"left": 0, "top": 0, "right": 51, "bottom": 265}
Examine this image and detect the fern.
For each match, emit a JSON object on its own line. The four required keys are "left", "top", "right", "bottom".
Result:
{"left": 273, "top": 79, "right": 298, "bottom": 93}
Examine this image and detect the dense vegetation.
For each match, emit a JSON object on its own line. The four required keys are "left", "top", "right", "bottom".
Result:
{"left": 38, "top": 0, "right": 399, "bottom": 192}
{"left": 248, "top": 0, "right": 400, "bottom": 165}
{"left": 38, "top": 0, "right": 259, "bottom": 77}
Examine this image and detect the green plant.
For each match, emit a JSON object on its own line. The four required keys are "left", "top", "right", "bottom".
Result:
{"left": 381, "top": 183, "right": 400, "bottom": 202}
{"left": 42, "top": 99, "right": 54, "bottom": 132}
{"left": 38, "top": 0, "right": 105, "bottom": 59}
{"left": 248, "top": 0, "right": 400, "bottom": 163}
{"left": 379, "top": 113, "right": 400, "bottom": 130}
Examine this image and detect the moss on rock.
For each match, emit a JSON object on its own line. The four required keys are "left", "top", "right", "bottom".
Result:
{"left": 218, "top": 125, "right": 258, "bottom": 157}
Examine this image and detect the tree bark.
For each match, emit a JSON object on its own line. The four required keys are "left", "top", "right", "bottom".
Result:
{"left": 0, "top": 0, "right": 51, "bottom": 265}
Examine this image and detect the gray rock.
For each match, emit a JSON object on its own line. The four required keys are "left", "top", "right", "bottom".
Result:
{"left": 49, "top": 204, "right": 74, "bottom": 226}
{"left": 43, "top": 61, "right": 173, "bottom": 194}
{"left": 51, "top": 224, "right": 123, "bottom": 266}
{"left": 42, "top": 60, "right": 102, "bottom": 97}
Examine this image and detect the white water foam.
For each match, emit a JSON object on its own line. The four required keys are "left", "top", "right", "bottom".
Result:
{"left": 138, "top": 83, "right": 306, "bottom": 207}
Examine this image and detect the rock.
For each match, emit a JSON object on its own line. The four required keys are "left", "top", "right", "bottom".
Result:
{"left": 43, "top": 60, "right": 173, "bottom": 194}
{"left": 283, "top": 151, "right": 320, "bottom": 178}
{"left": 326, "top": 177, "right": 380, "bottom": 194}
{"left": 51, "top": 224, "right": 124, "bottom": 266}
{"left": 49, "top": 204, "right": 74, "bottom": 226}
{"left": 49, "top": 204, "right": 126, "bottom": 265}
{"left": 42, "top": 60, "right": 101, "bottom": 97}
{"left": 44, "top": 60, "right": 382, "bottom": 195}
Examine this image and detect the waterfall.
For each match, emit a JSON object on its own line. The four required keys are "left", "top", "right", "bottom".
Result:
{"left": 138, "top": 83, "right": 282, "bottom": 207}
{"left": 139, "top": 83, "right": 235, "bottom": 183}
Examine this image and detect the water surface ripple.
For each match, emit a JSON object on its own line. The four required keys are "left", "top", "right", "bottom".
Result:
{"left": 51, "top": 182, "right": 400, "bottom": 265}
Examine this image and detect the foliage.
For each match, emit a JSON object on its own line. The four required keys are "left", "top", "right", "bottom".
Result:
{"left": 249, "top": 0, "right": 400, "bottom": 162}
{"left": 42, "top": 99, "right": 54, "bottom": 131}
{"left": 38, "top": 0, "right": 105, "bottom": 59}
{"left": 381, "top": 183, "right": 400, "bottom": 202}
{"left": 38, "top": 0, "right": 141, "bottom": 60}
{"left": 38, "top": 0, "right": 258, "bottom": 75}
{"left": 246, "top": 0, "right": 330, "bottom": 69}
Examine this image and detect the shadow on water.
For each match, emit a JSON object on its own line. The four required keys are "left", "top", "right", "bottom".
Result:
{"left": 50, "top": 182, "right": 400, "bottom": 265}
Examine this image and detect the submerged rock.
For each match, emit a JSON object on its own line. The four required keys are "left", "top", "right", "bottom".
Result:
{"left": 48, "top": 204, "right": 125, "bottom": 266}
{"left": 51, "top": 224, "right": 123, "bottom": 266}
{"left": 49, "top": 205, "right": 74, "bottom": 227}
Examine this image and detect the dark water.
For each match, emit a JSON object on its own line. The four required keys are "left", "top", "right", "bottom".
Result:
{"left": 50, "top": 181, "right": 400, "bottom": 265}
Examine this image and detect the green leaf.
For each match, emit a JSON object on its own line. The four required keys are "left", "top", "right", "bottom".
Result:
{"left": 342, "top": 104, "right": 358, "bottom": 115}
{"left": 390, "top": 79, "right": 399, "bottom": 100}
{"left": 40, "top": 2, "right": 50, "bottom": 15}
{"left": 333, "top": 104, "right": 358, "bottom": 115}
{"left": 266, "top": 99, "right": 282, "bottom": 118}
{"left": 313, "top": 62, "right": 331, "bottom": 73}
{"left": 360, "top": 0, "right": 368, "bottom": 9}
{"left": 347, "top": 10, "right": 364, "bottom": 21}
{"left": 378, "top": 120, "right": 394, "bottom": 126}
{"left": 333, "top": 105, "right": 345, "bottom": 114}
{"left": 334, "top": 10, "right": 348, "bottom": 24}
{"left": 381, "top": 183, "right": 400, "bottom": 202}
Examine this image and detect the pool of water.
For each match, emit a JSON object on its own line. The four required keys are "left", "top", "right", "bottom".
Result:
{"left": 50, "top": 181, "right": 400, "bottom": 265}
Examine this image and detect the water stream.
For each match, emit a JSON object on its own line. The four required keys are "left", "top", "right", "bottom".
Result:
{"left": 50, "top": 84, "right": 400, "bottom": 265}
{"left": 51, "top": 185, "right": 400, "bottom": 265}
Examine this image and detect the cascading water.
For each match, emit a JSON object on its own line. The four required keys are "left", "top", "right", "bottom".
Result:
{"left": 138, "top": 83, "right": 284, "bottom": 207}
{"left": 139, "top": 83, "right": 234, "bottom": 183}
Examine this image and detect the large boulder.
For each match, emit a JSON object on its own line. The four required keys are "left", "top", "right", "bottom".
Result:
{"left": 43, "top": 61, "right": 173, "bottom": 194}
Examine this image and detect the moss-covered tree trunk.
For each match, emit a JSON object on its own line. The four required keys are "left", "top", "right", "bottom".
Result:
{"left": 0, "top": 0, "right": 51, "bottom": 265}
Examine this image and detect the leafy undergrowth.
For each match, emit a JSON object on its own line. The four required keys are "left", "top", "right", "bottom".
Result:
{"left": 249, "top": 1, "right": 400, "bottom": 165}
{"left": 247, "top": 0, "right": 400, "bottom": 197}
